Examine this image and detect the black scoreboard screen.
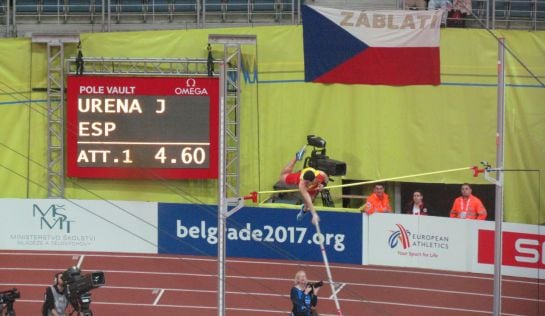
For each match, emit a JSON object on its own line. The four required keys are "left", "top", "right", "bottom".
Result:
{"left": 66, "top": 75, "right": 219, "bottom": 179}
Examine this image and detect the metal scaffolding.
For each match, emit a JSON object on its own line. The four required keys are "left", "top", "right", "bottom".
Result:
{"left": 208, "top": 34, "right": 257, "bottom": 316}
{"left": 65, "top": 35, "right": 257, "bottom": 316}
{"left": 65, "top": 57, "right": 215, "bottom": 76}
{"left": 32, "top": 34, "right": 80, "bottom": 198}
{"left": 65, "top": 52, "right": 246, "bottom": 198}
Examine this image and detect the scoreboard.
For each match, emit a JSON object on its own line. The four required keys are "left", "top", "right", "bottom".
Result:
{"left": 66, "top": 75, "right": 219, "bottom": 179}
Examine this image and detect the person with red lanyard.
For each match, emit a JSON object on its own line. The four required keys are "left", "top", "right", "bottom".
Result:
{"left": 279, "top": 146, "right": 328, "bottom": 225}
{"left": 361, "top": 183, "right": 392, "bottom": 215}
{"left": 450, "top": 183, "right": 487, "bottom": 220}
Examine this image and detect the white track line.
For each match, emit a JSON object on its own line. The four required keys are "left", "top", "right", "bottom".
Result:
{"left": 1, "top": 279, "right": 543, "bottom": 304}
{"left": 1, "top": 252, "right": 542, "bottom": 314}
{"left": 338, "top": 297, "right": 525, "bottom": 316}
{"left": 12, "top": 297, "right": 521, "bottom": 316}
{"left": 14, "top": 299, "right": 291, "bottom": 314}
{"left": 2, "top": 266, "right": 542, "bottom": 302}
{"left": 0, "top": 251, "right": 541, "bottom": 286}
{"left": 152, "top": 288, "right": 165, "bottom": 305}
{"left": 329, "top": 282, "right": 346, "bottom": 299}
{"left": 76, "top": 255, "right": 85, "bottom": 268}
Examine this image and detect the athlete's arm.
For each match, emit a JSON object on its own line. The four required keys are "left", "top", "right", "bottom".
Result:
{"left": 298, "top": 180, "right": 320, "bottom": 224}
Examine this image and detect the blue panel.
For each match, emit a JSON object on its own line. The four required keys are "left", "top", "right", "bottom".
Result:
{"left": 538, "top": 2, "right": 545, "bottom": 18}
{"left": 252, "top": 0, "right": 273, "bottom": 11}
{"left": 158, "top": 203, "right": 363, "bottom": 264}
{"left": 121, "top": 0, "right": 143, "bottom": 12}
{"left": 67, "top": 0, "right": 91, "bottom": 13}
{"left": 204, "top": 0, "right": 222, "bottom": 12}
{"left": 94, "top": 0, "right": 102, "bottom": 13}
{"left": 510, "top": 1, "right": 532, "bottom": 18}
{"left": 42, "top": 0, "right": 64, "bottom": 13}
{"left": 282, "top": 0, "right": 294, "bottom": 11}
{"left": 16, "top": 0, "right": 39, "bottom": 13}
{"left": 152, "top": 0, "right": 170, "bottom": 13}
{"left": 227, "top": 0, "right": 247, "bottom": 12}
{"left": 172, "top": 0, "right": 195, "bottom": 12}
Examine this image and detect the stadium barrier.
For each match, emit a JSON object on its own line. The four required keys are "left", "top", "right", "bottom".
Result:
{"left": 0, "top": 199, "right": 542, "bottom": 279}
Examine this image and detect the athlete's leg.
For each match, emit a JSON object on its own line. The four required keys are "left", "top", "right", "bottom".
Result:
{"left": 279, "top": 158, "right": 298, "bottom": 183}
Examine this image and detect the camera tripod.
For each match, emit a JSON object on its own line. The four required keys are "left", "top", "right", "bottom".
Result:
{"left": 320, "top": 188, "right": 334, "bottom": 207}
{"left": 3, "top": 301, "right": 16, "bottom": 316}
{"left": 69, "top": 292, "right": 93, "bottom": 316}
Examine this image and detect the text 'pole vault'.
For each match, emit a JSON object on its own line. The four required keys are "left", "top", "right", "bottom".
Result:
{"left": 66, "top": 75, "right": 219, "bottom": 180}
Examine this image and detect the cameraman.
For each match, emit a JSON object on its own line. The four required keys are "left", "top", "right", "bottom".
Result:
{"left": 290, "top": 270, "right": 321, "bottom": 316}
{"left": 42, "top": 273, "right": 69, "bottom": 316}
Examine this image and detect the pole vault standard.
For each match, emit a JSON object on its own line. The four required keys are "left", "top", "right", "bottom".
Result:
{"left": 492, "top": 37, "right": 506, "bottom": 316}
{"left": 212, "top": 34, "right": 257, "bottom": 316}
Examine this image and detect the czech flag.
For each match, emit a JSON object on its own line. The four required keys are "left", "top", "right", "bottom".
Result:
{"left": 302, "top": 5, "right": 443, "bottom": 86}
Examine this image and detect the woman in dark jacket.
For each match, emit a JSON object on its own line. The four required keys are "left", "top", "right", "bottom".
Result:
{"left": 403, "top": 190, "right": 428, "bottom": 215}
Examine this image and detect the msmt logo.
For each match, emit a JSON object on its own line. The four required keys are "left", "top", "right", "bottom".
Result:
{"left": 32, "top": 204, "right": 74, "bottom": 233}
{"left": 388, "top": 224, "right": 411, "bottom": 249}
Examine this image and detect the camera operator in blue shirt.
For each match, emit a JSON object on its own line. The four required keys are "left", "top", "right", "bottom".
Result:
{"left": 290, "top": 270, "right": 321, "bottom": 316}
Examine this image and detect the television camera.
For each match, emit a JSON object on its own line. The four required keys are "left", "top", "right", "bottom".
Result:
{"left": 303, "top": 135, "right": 347, "bottom": 207}
{"left": 61, "top": 267, "right": 105, "bottom": 316}
{"left": 304, "top": 135, "right": 347, "bottom": 177}
{"left": 0, "top": 288, "right": 20, "bottom": 316}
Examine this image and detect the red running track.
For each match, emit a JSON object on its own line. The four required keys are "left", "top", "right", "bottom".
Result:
{"left": 0, "top": 251, "right": 543, "bottom": 315}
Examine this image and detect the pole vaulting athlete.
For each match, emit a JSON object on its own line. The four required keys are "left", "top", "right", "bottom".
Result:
{"left": 278, "top": 146, "right": 328, "bottom": 225}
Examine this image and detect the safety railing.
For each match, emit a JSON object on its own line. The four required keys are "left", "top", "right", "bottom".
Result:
{"left": 2, "top": 0, "right": 545, "bottom": 37}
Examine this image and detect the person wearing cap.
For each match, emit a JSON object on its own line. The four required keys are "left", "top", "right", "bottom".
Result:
{"left": 279, "top": 146, "right": 328, "bottom": 225}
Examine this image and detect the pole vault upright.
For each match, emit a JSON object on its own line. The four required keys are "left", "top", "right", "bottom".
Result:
{"left": 492, "top": 37, "right": 506, "bottom": 316}
{"left": 209, "top": 34, "right": 256, "bottom": 316}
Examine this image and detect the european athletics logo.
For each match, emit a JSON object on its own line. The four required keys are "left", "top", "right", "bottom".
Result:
{"left": 388, "top": 224, "right": 411, "bottom": 249}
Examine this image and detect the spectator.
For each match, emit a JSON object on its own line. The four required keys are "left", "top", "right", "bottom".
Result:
{"left": 403, "top": 190, "right": 428, "bottom": 215}
{"left": 221, "top": 0, "right": 228, "bottom": 22}
{"left": 361, "top": 184, "right": 392, "bottom": 215}
{"left": 278, "top": 147, "right": 328, "bottom": 225}
{"left": 450, "top": 183, "right": 487, "bottom": 220}
{"left": 274, "top": 0, "right": 283, "bottom": 22}
{"left": 453, "top": 0, "right": 472, "bottom": 15}
{"left": 290, "top": 270, "right": 320, "bottom": 316}
{"left": 42, "top": 273, "right": 69, "bottom": 316}
{"left": 428, "top": 0, "right": 452, "bottom": 24}
{"left": 404, "top": 0, "right": 427, "bottom": 10}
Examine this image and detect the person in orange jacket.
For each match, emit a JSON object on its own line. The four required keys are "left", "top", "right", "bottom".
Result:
{"left": 450, "top": 183, "right": 487, "bottom": 220}
{"left": 361, "top": 183, "right": 392, "bottom": 215}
